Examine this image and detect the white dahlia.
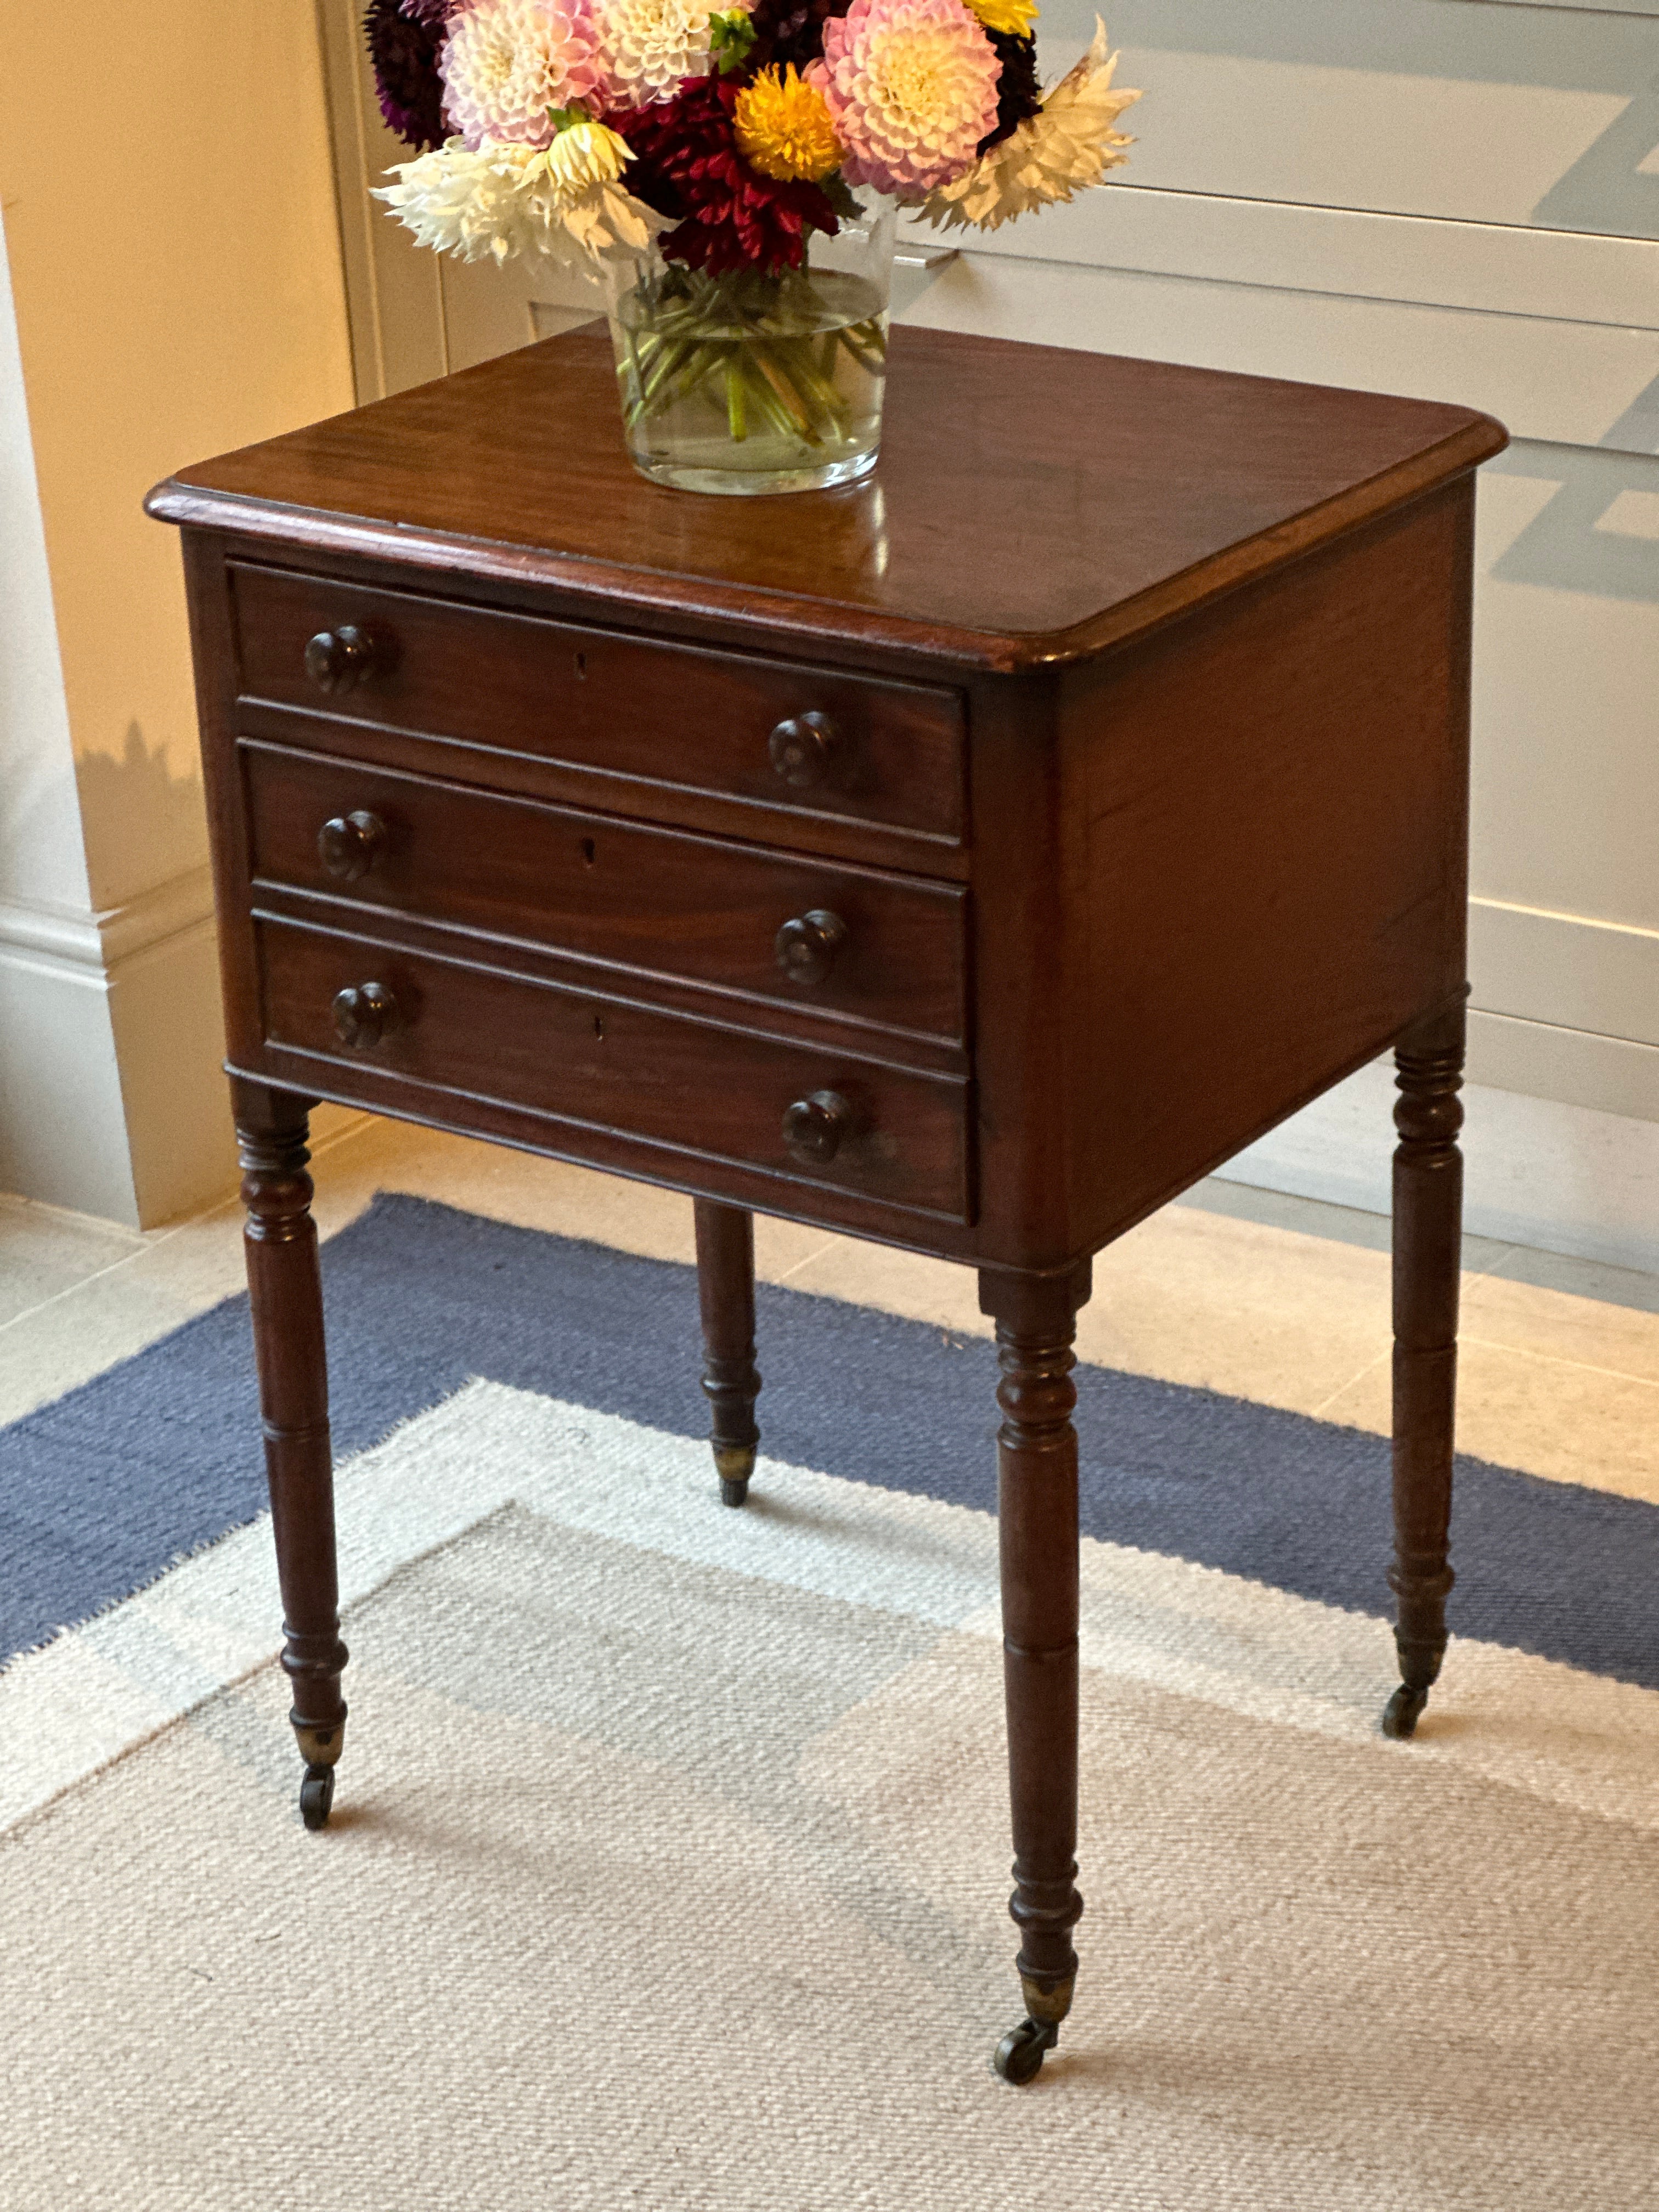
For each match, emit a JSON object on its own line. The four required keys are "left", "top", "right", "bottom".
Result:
{"left": 807, "top": 0, "right": 1001, "bottom": 202}
{"left": 594, "top": 0, "right": 732, "bottom": 107}
{"left": 917, "top": 18, "right": 1139, "bottom": 232}
{"left": 375, "top": 129, "right": 666, "bottom": 268}
{"left": 440, "top": 0, "right": 605, "bottom": 149}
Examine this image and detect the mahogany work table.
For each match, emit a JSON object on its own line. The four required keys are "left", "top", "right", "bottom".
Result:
{"left": 151, "top": 325, "right": 1507, "bottom": 2085}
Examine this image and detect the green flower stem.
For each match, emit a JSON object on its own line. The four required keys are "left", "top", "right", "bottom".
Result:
{"left": 614, "top": 263, "right": 888, "bottom": 457}
{"left": 760, "top": 356, "right": 819, "bottom": 441}
{"left": 837, "top": 325, "right": 886, "bottom": 376}
{"left": 764, "top": 338, "right": 858, "bottom": 440}
{"left": 738, "top": 362, "right": 799, "bottom": 441}
{"left": 639, "top": 336, "right": 697, "bottom": 410}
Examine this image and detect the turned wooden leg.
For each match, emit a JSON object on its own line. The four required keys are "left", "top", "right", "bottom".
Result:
{"left": 980, "top": 1260, "right": 1091, "bottom": 2085}
{"left": 233, "top": 1079, "right": 348, "bottom": 1828}
{"left": 694, "top": 1198, "right": 762, "bottom": 1508}
{"left": 1384, "top": 999, "right": 1465, "bottom": 1740}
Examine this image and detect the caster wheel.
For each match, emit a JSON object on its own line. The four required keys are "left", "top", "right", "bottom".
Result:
{"left": 299, "top": 1764, "right": 336, "bottom": 1831}
{"left": 992, "top": 2017, "right": 1056, "bottom": 2086}
{"left": 720, "top": 1476, "right": 751, "bottom": 1509}
{"left": 1382, "top": 1684, "right": 1428, "bottom": 1740}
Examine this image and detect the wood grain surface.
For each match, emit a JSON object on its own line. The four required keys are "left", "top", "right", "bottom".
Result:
{"left": 242, "top": 740, "right": 968, "bottom": 1049}
{"left": 148, "top": 326, "right": 1505, "bottom": 673}
{"left": 231, "top": 562, "right": 967, "bottom": 844}
{"left": 253, "top": 914, "right": 973, "bottom": 1223}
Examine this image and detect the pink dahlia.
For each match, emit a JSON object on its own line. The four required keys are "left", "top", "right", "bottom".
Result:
{"left": 808, "top": 0, "right": 999, "bottom": 200}
{"left": 439, "top": 0, "right": 605, "bottom": 150}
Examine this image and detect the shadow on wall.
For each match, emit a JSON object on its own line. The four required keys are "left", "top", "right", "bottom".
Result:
{"left": 1532, "top": 87, "right": 1659, "bottom": 242}
{"left": 74, "top": 720, "right": 208, "bottom": 909}
{"left": 1489, "top": 379, "right": 1659, "bottom": 607}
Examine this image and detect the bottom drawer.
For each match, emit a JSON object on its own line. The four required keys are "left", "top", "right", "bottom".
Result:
{"left": 256, "top": 918, "right": 971, "bottom": 1222}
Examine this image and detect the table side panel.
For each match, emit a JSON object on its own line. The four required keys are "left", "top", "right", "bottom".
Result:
{"left": 1069, "top": 475, "right": 1477, "bottom": 1246}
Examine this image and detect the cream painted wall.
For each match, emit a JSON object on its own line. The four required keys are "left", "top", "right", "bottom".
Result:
{"left": 0, "top": 219, "right": 140, "bottom": 1222}
{"left": 0, "top": 3, "right": 357, "bottom": 1223}
{"left": 1, "top": 2, "right": 356, "bottom": 911}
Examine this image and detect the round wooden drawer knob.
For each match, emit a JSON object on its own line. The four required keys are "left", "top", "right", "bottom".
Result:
{"left": 775, "top": 909, "right": 848, "bottom": 987}
{"left": 317, "top": 810, "right": 387, "bottom": 881}
{"left": 768, "top": 712, "right": 839, "bottom": 789}
{"left": 782, "top": 1089, "right": 853, "bottom": 1165}
{"left": 332, "top": 982, "right": 400, "bottom": 1050}
{"left": 304, "top": 624, "right": 386, "bottom": 695}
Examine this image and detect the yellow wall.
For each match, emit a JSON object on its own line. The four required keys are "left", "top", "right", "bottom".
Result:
{"left": 0, "top": 1, "right": 356, "bottom": 910}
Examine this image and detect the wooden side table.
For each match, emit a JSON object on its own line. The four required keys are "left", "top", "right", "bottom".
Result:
{"left": 150, "top": 327, "right": 1505, "bottom": 2082}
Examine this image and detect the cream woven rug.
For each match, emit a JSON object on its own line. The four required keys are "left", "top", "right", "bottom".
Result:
{"left": 4, "top": 1381, "right": 1655, "bottom": 2209}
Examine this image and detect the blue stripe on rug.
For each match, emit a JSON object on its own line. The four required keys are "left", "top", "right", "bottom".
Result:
{"left": 3, "top": 1190, "right": 1654, "bottom": 1686}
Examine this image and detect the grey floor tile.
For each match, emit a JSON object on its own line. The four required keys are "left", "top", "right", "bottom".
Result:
{"left": 1482, "top": 1243, "right": 1659, "bottom": 1316}
{"left": 1177, "top": 1176, "right": 1515, "bottom": 1276}
{"left": 0, "top": 1197, "right": 150, "bottom": 1330}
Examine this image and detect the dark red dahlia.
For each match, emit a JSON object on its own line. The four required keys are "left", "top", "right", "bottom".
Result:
{"left": 364, "top": 0, "right": 450, "bottom": 151}
{"left": 979, "top": 30, "right": 1042, "bottom": 154}
{"left": 743, "top": 0, "right": 851, "bottom": 74}
{"left": 612, "top": 78, "right": 840, "bottom": 277}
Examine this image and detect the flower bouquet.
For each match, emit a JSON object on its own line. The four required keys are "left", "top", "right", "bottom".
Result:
{"left": 370, "top": 0, "right": 1141, "bottom": 492}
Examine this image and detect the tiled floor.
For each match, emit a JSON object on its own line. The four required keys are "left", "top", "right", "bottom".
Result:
{"left": 2, "top": 1110, "right": 1656, "bottom": 1501}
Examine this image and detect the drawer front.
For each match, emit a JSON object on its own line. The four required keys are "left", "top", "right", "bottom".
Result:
{"left": 244, "top": 743, "right": 966, "bottom": 1046}
{"left": 231, "top": 564, "right": 966, "bottom": 847}
{"left": 256, "top": 918, "right": 972, "bottom": 1222}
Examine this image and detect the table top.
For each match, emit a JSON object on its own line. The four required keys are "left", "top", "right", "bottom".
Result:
{"left": 150, "top": 325, "right": 1505, "bottom": 673}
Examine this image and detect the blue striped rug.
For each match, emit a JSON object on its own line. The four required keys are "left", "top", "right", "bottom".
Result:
{"left": 4, "top": 1192, "right": 1656, "bottom": 2208}
{"left": 4, "top": 1189, "right": 1654, "bottom": 1689}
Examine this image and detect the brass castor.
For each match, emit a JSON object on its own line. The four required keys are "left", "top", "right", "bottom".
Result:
{"left": 1382, "top": 1683, "right": 1429, "bottom": 1739}
{"left": 993, "top": 2017, "right": 1058, "bottom": 2086}
{"left": 715, "top": 1442, "right": 755, "bottom": 1510}
{"left": 299, "top": 1764, "right": 336, "bottom": 1831}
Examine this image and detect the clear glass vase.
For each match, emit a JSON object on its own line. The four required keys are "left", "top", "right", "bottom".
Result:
{"left": 602, "top": 197, "right": 896, "bottom": 495}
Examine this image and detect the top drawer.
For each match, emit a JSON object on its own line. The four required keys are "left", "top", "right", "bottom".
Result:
{"left": 230, "top": 564, "right": 966, "bottom": 849}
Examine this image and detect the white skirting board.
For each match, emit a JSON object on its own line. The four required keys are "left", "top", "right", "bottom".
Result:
{"left": 0, "top": 878, "right": 238, "bottom": 1228}
{"left": 1219, "top": 1017, "right": 1659, "bottom": 1276}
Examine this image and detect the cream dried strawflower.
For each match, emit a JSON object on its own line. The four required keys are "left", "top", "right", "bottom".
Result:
{"left": 919, "top": 17, "right": 1139, "bottom": 232}
{"left": 375, "top": 127, "right": 664, "bottom": 267}
{"left": 440, "top": 0, "right": 605, "bottom": 150}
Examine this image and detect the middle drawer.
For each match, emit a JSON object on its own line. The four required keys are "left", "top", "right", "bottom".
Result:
{"left": 242, "top": 741, "right": 967, "bottom": 1047}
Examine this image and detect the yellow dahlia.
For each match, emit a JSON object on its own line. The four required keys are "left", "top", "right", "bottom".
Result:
{"left": 733, "top": 65, "right": 843, "bottom": 182}
{"left": 966, "top": 0, "right": 1037, "bottom": 34}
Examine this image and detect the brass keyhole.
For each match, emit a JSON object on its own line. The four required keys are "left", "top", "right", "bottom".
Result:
{"left": 580, "top": 837, "right": 597, "bottom": 866}
{"left": 592, "top": 1014, "right": 606, "bottom": 1041}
